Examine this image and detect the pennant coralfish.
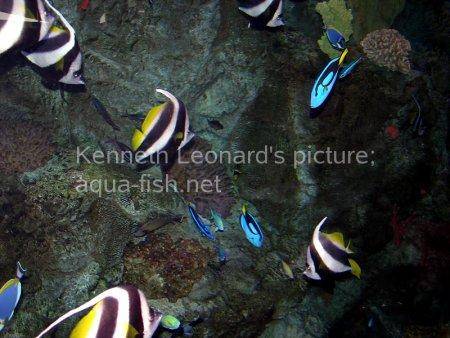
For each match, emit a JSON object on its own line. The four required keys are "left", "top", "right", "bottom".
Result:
{"left": 131, "top": 89, "right": 194, "bottom": 164}
{"left": 22, "top": 0, "right": 85, "bottom": 86}
{"left": 36, "top": 285, "right": 162, "bottom": 338}
{"left": 0, "top": 262, "right": 26, "bottom": 332}
{"left": 240, "top": 204, "right": 264, "bottom": 248}
{"left": 188, "top": 205, "right": 215, "bottom": 241}
{"left": 303, "top": 217, "right": 361, "bottom": 282}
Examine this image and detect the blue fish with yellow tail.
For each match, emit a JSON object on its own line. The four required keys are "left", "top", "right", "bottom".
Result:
{"left": 0, "top": 262, "right": 26, "bottom": 332}
{"left": 188, "top": 205, "right": 215, "bottom": 241}
{"left": 310, "top": 49, "right": 349, "bottom": 118}
{"left": 240, "top": 204, "right": 264, "bottom": 248}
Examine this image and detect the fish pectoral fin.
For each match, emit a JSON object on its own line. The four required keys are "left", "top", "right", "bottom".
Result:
{"left": 174, "top": 131, "right": 184, "bottom": 140}
{"left": 348, "top": 259, "right": 361, "bottom": 279}
{"left": 131, "top": 129, "right": 145, "bottom": 151}
{"left": 141, "top": 103, "right": 166, "bottom": 133}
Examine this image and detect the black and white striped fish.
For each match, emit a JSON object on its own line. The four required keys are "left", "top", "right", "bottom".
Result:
{"left": 303, "top": 217, "right": 361, "bottom": 281}
{"left": 131, "top": 89, "right": 195, "bottom": 164}
{"left": 22, "top": 0, "right": 84, "bottom": 86}
{"left": 36, "top": 285, "right": 162, "bottom": 338}
{"left": 0, "top": 0, "right": 54, "bottom": 55}
{"left": 238, "top": 0, "right": 284, "bottom": 29}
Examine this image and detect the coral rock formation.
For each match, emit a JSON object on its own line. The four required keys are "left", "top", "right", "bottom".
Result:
{"left": 123, "top": 233, "right": 212, "bottom": 301}
{"left": 0, "top": 119, "right": 55, "bottom": 175}
{"left": 167, "top": 138, "right": 235, "bottom": 218}
{"left": 361, "top": 29, "right": 412, "bottom": 74}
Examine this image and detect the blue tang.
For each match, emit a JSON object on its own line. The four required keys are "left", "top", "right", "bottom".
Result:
{"left": 326, "top": 28, "right": 346, "bottom": 51}
{"left": 310, "top": 49, "right": 348, "bottom": 118}
{"left": 240, "top": 204, "right": 264, "bottom": 248}
{"left": 188, "top": 205, "right": 215, "bottom": 241}
{"left": 0, "top": 262, "right": 26, "bottom": 332}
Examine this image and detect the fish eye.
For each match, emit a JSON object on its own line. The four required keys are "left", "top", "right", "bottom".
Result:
{"left": 73, "top": 71, "right": 82, "bottom": 78}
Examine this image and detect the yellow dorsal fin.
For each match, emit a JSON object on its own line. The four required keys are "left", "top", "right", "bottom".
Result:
{"left": 339, "top": 48, "right": 349, "bottom": 66}
{"left": 348, "top": 259, "right": 361, "bottom": 279}
{"left": 0, "top": 279, "right": 18, "bottom": 294}
{"left": 70, "top": 301, "right": 103, "bottom": 338}
{"left": 325, "top": 232, "right": 345, "bottom": 248}
{"left": 131, "top": 129, "right": 145, "bottom": 151}
{"left": 141, "top": 103, "right": 166, "bottom": 134}
{"left": 242, "top": 204, "right": 247, "bottom": 214}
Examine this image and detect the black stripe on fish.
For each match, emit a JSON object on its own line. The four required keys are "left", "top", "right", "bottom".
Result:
{"left": 317, "top": 232, "right": 351, "bottom": 269}
{"left": 123, "top": 285, "right": 144, "bottom": 335}
{"left": 26, "top": 27, "right": 71, "bottom": 53}
{"left": 96, "top": 297, "right": 118, "bottom": 337}
{"left": 170, "top": 98, "right": 186, "bottom": 146}
{"left": 136, "top": 102, "right": 174, "bottom": 153}
{"left": 244, "top": 213, "right": 260, "bottom": 235}
{"left": 309, "top": 244, "right": 322, "bottom": 272}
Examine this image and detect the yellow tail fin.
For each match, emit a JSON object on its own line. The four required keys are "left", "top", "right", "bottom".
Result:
{"left": 349, "top": 259, "right": 361, "bottom": 279}
{"left": 242, "top": 204, "right": 247, "bottom": 214}
{"left": 339, "top": 48, "right": 349, "bottom": 66}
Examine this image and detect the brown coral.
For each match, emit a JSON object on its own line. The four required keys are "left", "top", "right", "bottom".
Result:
{"left": 0, "top": 118, "right": 55, "bottom": 175}
{"left": 123, "top": 233, "right": 213, "bottom": 301}
{"left": 361, "top": 29, "right": 412, "bottom": 74}
{"left": 166, "top": 138, "right": 235, "bottom": 218}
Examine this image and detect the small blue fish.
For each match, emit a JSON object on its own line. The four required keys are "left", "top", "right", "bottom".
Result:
{"left": 188, "top": 205, "right": 215, "bottom": 241}
{"left": 0, "top": 262, "right": 26, "bottom": 332}
{"left": 211, "top": 209, "right": 225, "bottom": 232}
{"left": 326, "top": 28, "right": 346, "bottom": 51}
{"left": 339, "top": 56, "right": 363, "bottom": 79}
{"left": 240, "top": 204, "right": 264, "bottom": 248}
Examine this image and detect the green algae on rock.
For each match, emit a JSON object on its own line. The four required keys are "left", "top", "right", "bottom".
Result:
{"left": 348, "top": 0, "right": 406, "bottom": 42}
